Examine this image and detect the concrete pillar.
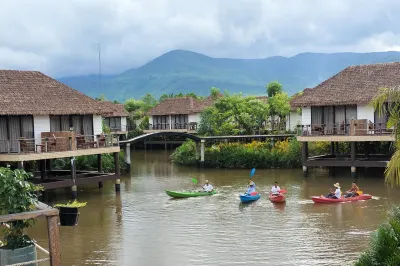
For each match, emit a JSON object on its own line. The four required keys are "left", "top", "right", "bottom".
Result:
{"left": 114, "top": 152, "right": 121, "bottom": 192}
{"left": 124, "top": 143, "right": 131, "bottom": 175}
{"left": 351, "top": 166, "right": 357, "bottom": 179}
{"left": 200, "top": 139, "right": 205, "bottom": 168}
{"left": 328, "top": 167, "right": 335, "bottom": 177}
{"left": 302, "top": 142, "right": 309, "bottom": 177}
{"left": 164, "top": 135, "right": 167, "bottom": 150}
{"left": 71, "top": 185, "right": 77, "bottom": 200}
{"left": 97, "top": 154, "right": 103, "bottom": 188}
{"left": 330, "top": 142, "right": 335, "bottom": 156}
{"left": 115, "top": 179, "right": 121, "bottom": 192}
{"left": 351, "top": 142, "right": 356, "bottom": 178}
{"left": 17, "top": 161, "right": 24, "bottom": 170}
{"left": 303, "top": 166, "right": 308, "bottom": 177}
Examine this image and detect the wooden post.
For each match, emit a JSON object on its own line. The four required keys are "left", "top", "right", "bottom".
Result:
{"left": 330, "top": 142, "right": 335, "bottom": 156}
{"left": 195, "top": 142, "right": 200, "bottom": 160}
{"left": 17, "top": 161, "right": 24, "bottom": 170}
{"left": 200, "top": 139, "right": 205, "bottom": 168}
{"left": 114, "top": 152, "right": 121, "bottom": 192}
{"left": 351, "top": 142, "right": 356, "bottom": 178}
{"left": 47, "top": 215, "right": 61, "bottom": 266}
{"left": 40, "top": 160, "right": 46, "bottom": 180}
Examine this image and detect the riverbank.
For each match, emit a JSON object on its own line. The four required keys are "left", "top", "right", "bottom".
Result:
{"left": 171, "top": 139, "right": 332, "bottom": 168}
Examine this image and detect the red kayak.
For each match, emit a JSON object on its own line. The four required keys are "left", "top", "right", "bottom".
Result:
{"left": 269, "top": 193, "right": 286, "bottom": 203}
{"left": 311, "top": 194, "right": 372, "bottom": 203}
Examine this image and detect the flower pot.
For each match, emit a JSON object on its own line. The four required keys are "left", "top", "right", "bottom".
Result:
{"left": 59, "top": 206, "right": 80, "bottom": 226}
{"left": 0, "top": 244, "right": 37, "bottom": 266}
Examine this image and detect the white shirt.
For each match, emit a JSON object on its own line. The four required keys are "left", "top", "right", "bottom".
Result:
{"left": 335, "top": 188, "right": 341, "bottom": 198}
{"left": 271, "top": 186, "right": 281, "bottom": 193}
{"left": 203, "top": 184, "right": 213, "bottom": 192}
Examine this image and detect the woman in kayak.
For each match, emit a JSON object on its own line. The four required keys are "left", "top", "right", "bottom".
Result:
{"left": 271, "top": 182, "right": 281, "bottom": 195}
{"left": 246, "top": 181, "right": 256, "bottom": 195}
{"left": 325, "top": 183, "right": 341, "bottom": 199}
{"left": 203, "top": 180, "right": 214, "bottom": 192}
{"left": 344, "top": 182, "right": 360, "bottom": 198}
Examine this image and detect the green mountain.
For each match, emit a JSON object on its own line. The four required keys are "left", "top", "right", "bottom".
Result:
{"left": 57, "top": 50, "right": 400, "bottom": 101}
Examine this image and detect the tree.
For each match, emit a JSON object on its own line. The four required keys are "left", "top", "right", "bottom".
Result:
{"left": 210, "top": 87, "right": 220, "bottom": 100}
{"left": 354, "top": 206, "right": 400, "bottom": 265}
{"left": 125, "top": 98, "right": 145, "bottom": 121}
{"left": 372, "top": 87, "right": 400, "bottom": 186}
{"left": 95, "top": 94, "right": 106, "bottom": 102}
{"left": 198, "top": 93, "right": 269, "bottom": 136}
{"left": 269, "top": 92, "right": 291, "bottom": 118}
{"left": 266, "top": 81, "right": 283, "bottom": 97}
{"left": 141, "top": 93, "right": 158, "bottom": 112}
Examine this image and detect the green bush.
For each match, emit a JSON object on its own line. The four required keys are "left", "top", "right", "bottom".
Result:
{"left": 53, "top": 151, "right": 127, "bottom": 174}
{"left": 171, "top": 139, "right": 303, "bottom": 169}
{"left": 354, "top": 206, "right": 400, "bottom": 265}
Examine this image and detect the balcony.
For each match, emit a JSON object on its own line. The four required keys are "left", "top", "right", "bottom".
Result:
{"left": 297, "top": 120, "right": 395, "bottom": 142}
{"left": 0, "top": 133, "right": 120, "bottom": 161}
{"left": 143, "top": 122, "right": 198, "bottom": 133}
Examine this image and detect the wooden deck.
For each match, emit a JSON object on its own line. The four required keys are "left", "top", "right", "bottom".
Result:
{"left": 0, "top": 146, "right": 120, "bottom": 162}
{"left": 297, "top": 135, "right": 395, "bottom": 142}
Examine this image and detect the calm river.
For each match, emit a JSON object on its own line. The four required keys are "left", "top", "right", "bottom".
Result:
{"left": 29, "top": 150, "right": 400, "bottom": 266}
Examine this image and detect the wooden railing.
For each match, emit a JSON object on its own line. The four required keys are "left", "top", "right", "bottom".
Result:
{"left": 0, "top": 134, "right": 120, "bottom": 154}
{"left": 298, "top": 122, "right": 393, "bottom": 136}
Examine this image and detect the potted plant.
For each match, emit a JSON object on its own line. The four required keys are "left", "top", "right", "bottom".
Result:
{"left": 54, "top": 200, "right": 86, "bottom": 226}
{"left": 0, "top": 167, "right": 42, "bottom": 266}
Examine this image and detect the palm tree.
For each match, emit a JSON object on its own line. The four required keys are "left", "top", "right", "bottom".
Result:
{"left": 372, "top": 87, "right": 400, "bottom": 187}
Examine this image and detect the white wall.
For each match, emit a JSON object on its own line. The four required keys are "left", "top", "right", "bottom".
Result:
{"left": 121, "top": 116, "right": 127, "bottom": 131}
{"left": 33, "top": 115, "right": 50, "bottom": 145}
{"left": 93, "top": 115, "right": 103, "bottom": 135}
{"left": 301, "top": 107, "right": 311, "bottom": 125}
{"left": 189, "top": 113, "right": 201, "bottom": 124}
{"left": 286, "top": 111, "right": 302, "bottom": 131}
{"left": 357, "top": 105, "right": 374, "bottom": 123}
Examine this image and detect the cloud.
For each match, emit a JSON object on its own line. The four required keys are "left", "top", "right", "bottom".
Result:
{"left": 1, "top": 0, "right": 400, "bottom": 77}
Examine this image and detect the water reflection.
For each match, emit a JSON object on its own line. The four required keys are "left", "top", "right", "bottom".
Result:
{"left": 25, "top": 150, "right": 400, "bottom": 265}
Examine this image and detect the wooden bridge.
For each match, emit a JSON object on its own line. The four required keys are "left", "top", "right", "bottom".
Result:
{"left": 119, "top": 132, "right": 296, "bottom": 168}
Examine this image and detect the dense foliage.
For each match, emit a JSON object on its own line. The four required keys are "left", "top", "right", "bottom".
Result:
{"left": 52, "top": 152, "right": 127, "bottom": 174}
{"left": 171, "top": 139, "right": 303, "bottom": 168}
{"left": 198, "top": 91, "right": 270, "bottom": 136}
{"left": 0, "top": 168, "right": 41, "bottom": 249}
{"left": 354, "top": 206, "right": 400, "bottom": 265}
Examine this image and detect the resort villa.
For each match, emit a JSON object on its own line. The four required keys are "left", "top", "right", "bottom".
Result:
{"left": 291, "top": 62, "right": 397, "bottom": 177}
{"left": 0, "top": 70, "right": 121, "bottom": 191}
{"left": 100, "top": 101, "right": 129, "bottom": 135}
{"left": 145, "top": 96, "right": 216, "bottom": 133}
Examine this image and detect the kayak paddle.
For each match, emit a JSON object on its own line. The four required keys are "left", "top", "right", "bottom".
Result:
{"left": 250, "top": 168, "right": 256, "bottom": 178}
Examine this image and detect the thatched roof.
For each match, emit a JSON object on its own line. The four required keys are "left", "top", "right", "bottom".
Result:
{"left": 0, "top": 70, "right": 107, "bottom": 115}
{"left": 291, "top": 62, "right": 400, "bottom": 107}
{"left": 100, "top": 101, "right": 129, "bottom": 117}
{"left": 147, "top": 96, "right": 217, "bottom": 115}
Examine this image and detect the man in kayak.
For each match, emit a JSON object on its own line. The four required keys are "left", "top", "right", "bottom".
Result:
{"left": 325, "top": 183, "right": 341, "bottom": 199}
{"left": 271, "top": 182, "right": 281, "bottom": 195}
{"left": 344, "top": 182, "right": 360, "bottom": 198}
{"left": 203, "top": 180, "right": 214, "bottom": 192}
{"left": 246, "top": 181, "right": 256, "bottom": 195}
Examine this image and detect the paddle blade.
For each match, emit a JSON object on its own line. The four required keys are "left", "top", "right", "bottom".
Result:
{"left": 192, "top": 178, "right": 198, "bottom": 184}
{"left": 250, "top": 168, "right": 256, "bottom": 178}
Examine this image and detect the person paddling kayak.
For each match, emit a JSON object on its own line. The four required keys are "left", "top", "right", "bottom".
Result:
{"left": 325, "top": 183, "right": 341, "bottom": 199}
{"left": 203, "top": 180, "right": 213, "bottom": 192}
{"left": 271, "top": 182, "right": 281, "bottom": 195}
{"left": 246, "top": 181, "right": 256, "bottom": 195}
{"left": 344, "top": 181, "right": 360, "bottom": 198}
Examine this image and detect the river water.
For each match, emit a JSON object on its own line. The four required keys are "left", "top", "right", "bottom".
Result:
{"left": 28, "top": 150, "right": 400, "bottom": 266}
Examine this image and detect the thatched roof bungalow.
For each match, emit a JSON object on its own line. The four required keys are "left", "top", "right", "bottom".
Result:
{"left": 291, "top": 62, "right": 400, "bottom": 131}
{"left": 0, "top": 70, "right": 109, "bottom": 152}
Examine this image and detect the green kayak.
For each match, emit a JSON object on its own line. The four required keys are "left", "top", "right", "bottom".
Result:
{"left": 166, "top": 190, "right": 217, "bottom": 198}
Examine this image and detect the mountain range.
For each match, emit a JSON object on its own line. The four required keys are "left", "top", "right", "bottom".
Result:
{"left": 57, "top": 50, "right": 400, "bottom": 101}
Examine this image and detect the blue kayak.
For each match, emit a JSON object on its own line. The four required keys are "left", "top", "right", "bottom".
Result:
{"left": 239, "top": 193, "right": 261, "bottom": 203}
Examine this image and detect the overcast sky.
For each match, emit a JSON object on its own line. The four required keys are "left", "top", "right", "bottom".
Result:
{"left": 1, "top": 0, "right": 400, "bottom": 77}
